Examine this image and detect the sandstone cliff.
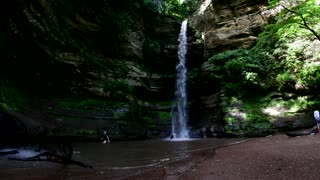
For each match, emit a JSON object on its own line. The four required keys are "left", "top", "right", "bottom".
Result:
{"left": 0, "top": 0, "right": 203, "bottom": 139}
{"left": 188, "top": 0, "right": 271, "bottom": 133}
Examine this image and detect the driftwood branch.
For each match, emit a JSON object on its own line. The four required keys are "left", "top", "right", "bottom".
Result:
{"left": 9, "top": 151, "right": 93, "bottom": 169}
{"left": 0, "top": 150, "right": 19, "bottom": 156}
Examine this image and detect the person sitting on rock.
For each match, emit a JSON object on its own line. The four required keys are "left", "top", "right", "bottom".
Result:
{"left": 101, "top": 130, "right": 110, "bottom": 143}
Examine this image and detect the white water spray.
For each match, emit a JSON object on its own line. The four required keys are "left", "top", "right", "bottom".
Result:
{"left": 171, "top": 20, "right": 188, "bottom": 139}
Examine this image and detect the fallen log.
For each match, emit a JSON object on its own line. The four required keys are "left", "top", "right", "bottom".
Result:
{"left": 0, "top": 150, "right": 19, "bottom": 156}
{"left": 284, "top": 125, "right": 318, "bottom": 137}
{"left": 9, "top": 151, "right": 93, "bottom": 169}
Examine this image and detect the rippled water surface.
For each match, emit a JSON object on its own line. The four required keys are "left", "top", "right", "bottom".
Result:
{"left": 0, "top": 137, "right": 247, "bottom": 171}
{"left": 72, "top": 138, "right": 247, "bottom": 168}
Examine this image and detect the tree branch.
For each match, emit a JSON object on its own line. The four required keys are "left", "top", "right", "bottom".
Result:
{"left": 281, "top": 4, "right": 320, "bottom": 41}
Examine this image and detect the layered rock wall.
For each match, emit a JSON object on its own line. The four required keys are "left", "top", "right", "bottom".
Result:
{"left": 1, "top": 0, "right": 203, "bottom": 138}
{"left": 189, "top": 0, "right": 271, "bottom": 131}
{"left": 191, "top": 0, "right": 269, "bottom": 59}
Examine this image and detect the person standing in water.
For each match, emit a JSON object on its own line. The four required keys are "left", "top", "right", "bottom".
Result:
{"left": 101, "top": 130, "right": 110, "bottom": 143}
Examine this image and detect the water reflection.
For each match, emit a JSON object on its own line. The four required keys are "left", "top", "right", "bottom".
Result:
{"left": 73, "top": 138, "right": 246, "bottom": 169}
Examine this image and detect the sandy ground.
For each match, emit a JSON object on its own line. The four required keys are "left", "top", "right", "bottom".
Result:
{"left": 1, "top": 133, "right": 320, "bottom": 180}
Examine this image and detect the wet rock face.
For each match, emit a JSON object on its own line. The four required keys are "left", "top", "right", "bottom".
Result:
{"left": 2, "top": 0, "right": 203, "bottom": 100}
{"left": 191, "top": 0, "right": 268, "bottom": 58}
{"left": 187, "top": 0, "right": 271, "bottom": 133}
{"left": 0, "top": 0, "right": 205, "bottom": 138}
{"left": 2, "top": 0, "right": 149, "bottom": 96}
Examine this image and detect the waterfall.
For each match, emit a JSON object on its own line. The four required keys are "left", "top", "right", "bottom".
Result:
{"left": 171, "top": 20, "right": 188, "bottom": 139}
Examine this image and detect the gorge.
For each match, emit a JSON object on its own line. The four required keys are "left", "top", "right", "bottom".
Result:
{"left": 0, "top": 0, "right": 320, "bottom": 142}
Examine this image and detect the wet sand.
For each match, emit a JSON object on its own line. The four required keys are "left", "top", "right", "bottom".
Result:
{"left": 1, "top": 133, "right": 320, "bottom": 179}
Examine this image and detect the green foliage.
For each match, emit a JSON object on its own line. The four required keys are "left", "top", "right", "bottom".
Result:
{"left": 113, "top": 0, "right": 199, "bottom": 18}
{"left": 0, "top": 79, "right": 27, "bottom": 111}
{"left": 157, "top": 111, "right": 171, "bottom": 123}
{"left": 258, "top": 0, "right": 320, "bottom": 49}
{"left": 187, "top": 67, "right": 200, "bottom": 87}
{"left": 125, "top": 102, "right": 153, "bottom": 127}
{"left": 209, "top": 49, "right": 248, "bottom": 62}
{"left": 103, "top": 80, "right": 133, "bottom": 98}
{"left": 208, "top": 49, "right": 277, "bottom": 97}
{"left": 153, "top": 101, "right": 173, "bottom": 106}
{"left": 181, "top": 0, "right": 198, "bottom": 16}
{"left": 267, "top": 0, "right": 281, "bottom": 7}
{"left": 163, "top": 0, "right": 183, "bottom": 17}
{"left": 73, "top": 128, "right": 97, "bottom": 135}
{"left": 55, "top": 97, "right": 125, "bottom": 111}
{"left": 114, "top": 13, "right": 131, "bottom": 35}
{"left": 116, "top": 102, "right": 154, "bottom": 137}
{"left": 193, "top": 31, "right": 204, "bottom": 45}
{"left": 114, "top": 111, "right": 127, "bottom": 119}
{"left": 275, "top": 0, "right": 320, "bottom": 40}
{"left": 143, "top": 37, "right": 161, "bottom": 58}
{"left": 205, "top": 0, "right": 320, "bottom": 137}
{"left": 144, "top": 0, "right": 165, "bottom": 14}
{"left": 223, "top": 96, "right": 273, "bottom": 137}
{"left": 125, "top": 0, "right": 197, "bottom": 18}
{"left": 269, "top": 95, "right": 311, "bottom": 113}
{"left": 254, "top": 0, "right": 320, "bottom": 93}
{"left": 210, "top": 0, "right": 320, "bottom": 96}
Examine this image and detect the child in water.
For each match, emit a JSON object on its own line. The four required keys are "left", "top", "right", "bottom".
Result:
{"left": 101, "top": 131, "right": 110, "bottom": 143}
{"left": 170, "top": 133, "right": 176, "bottom": 140}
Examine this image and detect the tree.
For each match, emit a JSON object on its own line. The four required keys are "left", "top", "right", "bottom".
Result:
{"left": 278, "top": 0, "right": 320, "bottom": 41}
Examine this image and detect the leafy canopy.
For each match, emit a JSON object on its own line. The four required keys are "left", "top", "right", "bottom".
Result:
{"left": 205, "top": 0, "right": 320, "bottom": 136}
{"left": 276, "top": 0, "right": 320, "bottom": 41}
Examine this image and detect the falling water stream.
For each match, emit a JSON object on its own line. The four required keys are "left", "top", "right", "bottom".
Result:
{"left": 171, "top": 20, "right": 188, "bottom": 139}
